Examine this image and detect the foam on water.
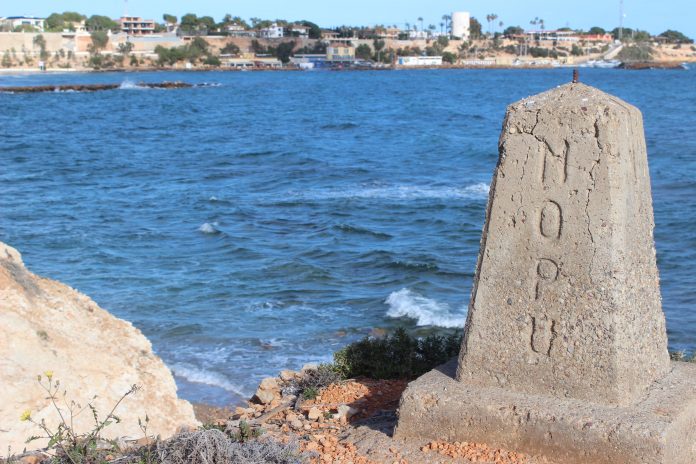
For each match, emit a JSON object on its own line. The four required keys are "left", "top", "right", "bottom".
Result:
{"left": 198, "top": 222, "right": 220, "bottom": 234}
{"left": 298, "top": 183, "right": 489, "bottom": 201}
{"left": 385, "top": 288, "right": 466, "bottom": 328}
{"left": 170, "top": 363, "right": 246, "bottom": 396}
{"left": 119, "top": 79, "right": 146, "bottom": 90}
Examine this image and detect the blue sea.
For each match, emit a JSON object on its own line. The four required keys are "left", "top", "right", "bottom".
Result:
{"left": 1, "top": 68, "right": 694, "bottom": 405}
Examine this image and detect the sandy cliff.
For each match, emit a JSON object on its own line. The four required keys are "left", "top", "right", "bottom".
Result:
{"left": 0, "top": 242, "right": 198, "bottom": 454}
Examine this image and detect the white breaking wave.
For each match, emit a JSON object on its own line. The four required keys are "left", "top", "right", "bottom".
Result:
{"left": 171, "top": 363, "right": 246, "bottom": 396}
{"left": 198, "top": 222, "right": 220, "bottom": 234}
{"left": 119, "top": 79, "right": 146, "bottom": 90}
{"left": 385, "top": 288, "right": 466, "bottom": 328}
{"left": 297, "top": 183, "right": 489, "bottom": 201}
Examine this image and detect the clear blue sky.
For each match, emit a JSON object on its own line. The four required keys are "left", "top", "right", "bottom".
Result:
{"left": 10, "top": 0, "right": 696, "bottom": 37}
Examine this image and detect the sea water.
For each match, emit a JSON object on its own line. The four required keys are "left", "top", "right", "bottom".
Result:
{"left": 1, "top": 68, "right": 694, "bottom": 405}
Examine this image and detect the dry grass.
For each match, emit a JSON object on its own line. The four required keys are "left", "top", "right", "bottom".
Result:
{"left": 156, "top": 429, "right": 304, "bottom": 464}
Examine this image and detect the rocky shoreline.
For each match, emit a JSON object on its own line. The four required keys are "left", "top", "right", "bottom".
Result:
{"left": 0, "top": 240, "right": 537, "bottom": 464}
{"left": 7, "top": 364, "right": 543, "bottom": 464}
{"left": 2, "top": 236, "right": 694, "bottom": 463}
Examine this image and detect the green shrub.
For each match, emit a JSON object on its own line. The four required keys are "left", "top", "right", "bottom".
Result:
{"left": 617, "top": 44, "right": 654, "bottom": 62}
{"left": 442, "top": 51, "right": 457, "bottom": 64}
{"left": 332, "top": 328, "right": 462, "bottom": 380}
{"left": 203, "top": 55, "right": 221, "bottom": 66}
{"left": 301, "top": 387, "right": 318, "bottom": 400}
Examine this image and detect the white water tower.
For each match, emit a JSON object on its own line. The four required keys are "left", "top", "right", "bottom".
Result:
{"left": 451, "top": 11, "right": 470, "bottom": 40}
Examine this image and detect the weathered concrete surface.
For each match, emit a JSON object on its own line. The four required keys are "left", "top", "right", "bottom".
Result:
{"left": 457, "top": 82, "right": 669, "bottom": 406}
{"left": 395, "top": 360, "right": 696, "bottom": 464}
{"left": 395, "top": 83, "right": 696, "bottom": 463}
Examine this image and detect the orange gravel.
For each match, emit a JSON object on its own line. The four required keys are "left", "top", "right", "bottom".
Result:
{"left": 301, "top": 433, "right": 380, "bottom": 464}
{"left": 421, "top": 441, "right": 531, "bottom": 463}
{"left": 307, "top": 378, "right": 409, "bottom": 420}
{"left": 225, "top": 376, "right": 536, "bottom": 464}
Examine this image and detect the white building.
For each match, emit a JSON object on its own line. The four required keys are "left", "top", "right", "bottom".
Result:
{"left": 224, "top": 23, "right": 254, "bottom": 37}
{"left": 289, "top": 25, "right": 309, "bottom": 37}
{"left": 1, "top": 16, "right": 45, "bottom": 32}
{"left": 451, "top": 11, "right": 470, "bottom": 40}
{"left": 259, "top": 23, "right": 284, "bottom": 39}
{"left": 398, "top": 56, "right": 443, "bottom": 66}
{"left": 408, "top": 30, "right": 429, "bottom": 40}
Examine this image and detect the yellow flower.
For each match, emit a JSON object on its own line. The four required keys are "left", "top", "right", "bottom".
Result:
{"left": 44, "top": 371, "right": 54, "bottom": 381}
{"left": 20, "top": 410, "right": 31, "bottom": 422}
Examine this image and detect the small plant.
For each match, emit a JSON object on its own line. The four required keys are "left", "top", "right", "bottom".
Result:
{"left": 287, "top": 364, "right": 343, "bottom": 401}
{"left": 137, "top": 414, "right": 156, "bottom": 464}
{"left": 1, "top": 447, "right": 17, "bottom": 463}
{"left": 301, "top": 387, "right": 318, "bottom": 400}
{"left": 670, "top": 351, "right": 696, "bottom": 362}
{"left": 231, "top": 420, "right": 263, "bottom": 443}
{"left": 22, "top": 372, "right": 139, "bottom": 464}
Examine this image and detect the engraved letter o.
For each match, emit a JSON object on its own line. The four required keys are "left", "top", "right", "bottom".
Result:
{"left": 540, "top": 201, "right": 562, "bottom": 239}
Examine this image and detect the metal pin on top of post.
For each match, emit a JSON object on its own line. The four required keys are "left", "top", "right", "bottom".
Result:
{"left": 572, "top": 68, "right": 579, "bottom": 84}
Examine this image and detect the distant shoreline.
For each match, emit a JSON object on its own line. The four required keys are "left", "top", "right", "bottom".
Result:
{"left": 0, "top": 61, "right": 690, "bottom": 76}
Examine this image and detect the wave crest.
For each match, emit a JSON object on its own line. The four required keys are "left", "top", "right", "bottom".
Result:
{"left": 385, "top": 288, "right": 465, "bottom": 328}
{"left": 198, "top": 222, "right": 220, "bottom": 234}
{"left": 171, "top": 363, "right": 246, "bottom": 396}
{"left": 297, "top": 183, "right": 489, "bottom": 201}
{"left": 119, "top": 80, "right": 147, "bottom": 90}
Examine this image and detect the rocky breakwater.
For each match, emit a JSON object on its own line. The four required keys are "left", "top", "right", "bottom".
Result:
{"left": 0, "top": 242, "right": 199, "bottom": 454}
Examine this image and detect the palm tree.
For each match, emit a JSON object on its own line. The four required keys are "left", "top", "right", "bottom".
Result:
{"left": 440, "top": 21, "right": 444, "bottom": 34}
{"left": 486, "top": 14, "right": 498, "bottom": 35}
{"left": 418, "top": 17, "right": 424, "bottom": 34}
{"left": 428, "top": 24, "right": 436, "bottom": 38}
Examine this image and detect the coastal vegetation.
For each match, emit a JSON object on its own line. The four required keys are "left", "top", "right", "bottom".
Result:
{"left": 11, "top": 329, "right": 692, "bottom": 464}
{"left": 12, "top": 374, "right": 304, "bottom": 464}
{"left": 19, "top": 374, "right": 140, "bottom": 464}
{"left": 332, "top": 328, "right": 462, "bottom": 380}
{"left": 6, "top": 328, "right": 465, "bottom": 464}
{"left": 617, "top": 44, "right": 655, "bottom": 62}
{"left": 32, "top": 34, "right": 48, "bottom": 61}
{"left": 2, "top": 7, "right": 695, "bottom": 71}
{"left": 658, "top": 29, "right": 694, "bottom": 44}
{"left": 154, "top": 37, "right": 215, "bottom": 66}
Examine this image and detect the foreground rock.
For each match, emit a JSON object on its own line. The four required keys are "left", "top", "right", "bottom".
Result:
{"left": 395, "top": 82, "right": 696, "bottom": 463}
{"left": 0, "top": 242, "right": 198, "bottom": 454}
